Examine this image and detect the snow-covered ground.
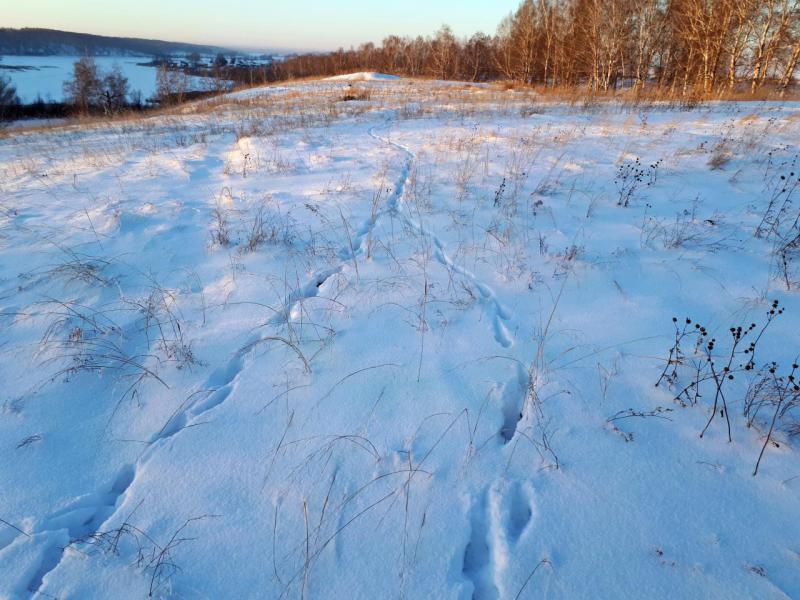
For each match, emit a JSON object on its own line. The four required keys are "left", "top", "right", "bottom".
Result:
{"left": 1, "top": 77, "right": 800, "bottom": 599}
{"left": 325, "top": 72, "right": 400, "bottom": 81}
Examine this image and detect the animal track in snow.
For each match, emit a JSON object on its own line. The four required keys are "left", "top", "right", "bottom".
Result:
{"left": 369, "top": 126, "right": 515, "bottom": 350}
{"left": 150, "top": 353, "right": 244, "bottom": 443}
{"left": 498, "top": 364, "right": 529, "bottom": 444}
{"left": 462, "top": 481, "right": 536, "bottom": 600}
{"left": 20, "top": 465, "right": 136, "bottom": 594}
{"left": 500, "top": 482, "right": 535, "bottom": 545}
{"left": 370, "top": 125, "right": 524, "bottom": 452}
{"left": 16, "top": 324, "right": 258, "bottom": 596}
{"left": 462, "top": 489, "right": 500, "bottom": 600}
{"left": 268, "top": 267, "right": 343, "bottom": 326}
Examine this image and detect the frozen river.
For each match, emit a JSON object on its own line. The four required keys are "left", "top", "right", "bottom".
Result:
{"left": 0, "top": 55, "right": 217, "bottom": 103}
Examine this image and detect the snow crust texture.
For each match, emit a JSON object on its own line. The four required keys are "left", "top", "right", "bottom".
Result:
{"left": 1, "top": 78, "right": 800, "bottom": 599}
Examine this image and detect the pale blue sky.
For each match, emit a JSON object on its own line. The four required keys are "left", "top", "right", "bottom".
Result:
{"left": 2, "top": 0, "right": 520, "bottom": 52}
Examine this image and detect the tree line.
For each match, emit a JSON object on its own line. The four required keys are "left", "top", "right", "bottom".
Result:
{"left": 62, "top": 56, "right": 219, "bottom": 114}
{"left": 3, "top": 0, "right": 799, "bottom": 122}
{"left": 270, "top": 0, "right": 800, "bottom": 96}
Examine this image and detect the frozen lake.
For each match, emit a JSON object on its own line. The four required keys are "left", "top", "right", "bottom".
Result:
{"left": 0, "top": 55, "right": 217, "bottom": 103}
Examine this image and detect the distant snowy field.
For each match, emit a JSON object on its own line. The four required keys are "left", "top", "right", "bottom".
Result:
{"left": 2, "top": 76, "right": 800, "bottom": 599}
{"left": 325, "top": 72, "right": 400, "bottom": 81}
{"left": 0, "top": 55, "right": 218, "bottom": 103}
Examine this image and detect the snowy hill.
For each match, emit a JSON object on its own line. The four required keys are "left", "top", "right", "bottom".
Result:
{"left": 1, "top": 77, "right": 800, "bottom": 599}
{"left": 0, "top": 28, "right": 234, "bottom": 57}
{"left": 325, "top": 72, "right": 400, "bottom": 81}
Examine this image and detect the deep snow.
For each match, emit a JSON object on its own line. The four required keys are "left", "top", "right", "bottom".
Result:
{"left": 1, "top": 78, "right": 800, "bottom": 599}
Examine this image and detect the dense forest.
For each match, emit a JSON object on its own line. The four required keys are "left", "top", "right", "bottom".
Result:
{"left": 271, "top": 0, "right": 800, "bottom": 96}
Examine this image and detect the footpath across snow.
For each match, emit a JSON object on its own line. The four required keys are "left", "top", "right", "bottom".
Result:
{"left": 1, "top": 78, "right": 800, "bottom": 599}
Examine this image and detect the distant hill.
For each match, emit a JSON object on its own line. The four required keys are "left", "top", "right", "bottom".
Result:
{"left": 0, "top": 28, "right": 235, "bottom": 57}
